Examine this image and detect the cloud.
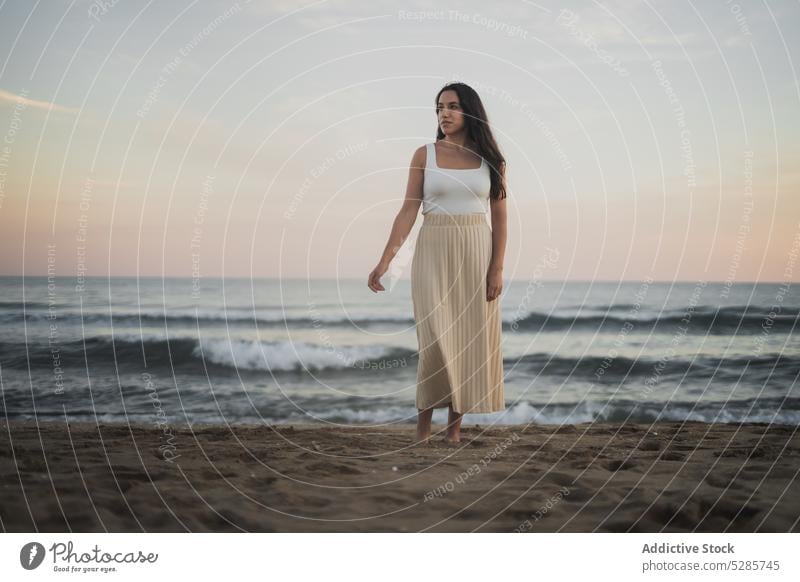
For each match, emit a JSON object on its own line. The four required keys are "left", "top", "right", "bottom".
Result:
{"left": 0, "top": 88, "right": 78, "bottom": 113}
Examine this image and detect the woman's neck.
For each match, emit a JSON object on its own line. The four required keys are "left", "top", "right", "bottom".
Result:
{"left": 440, "top": 135, "right": 475, "bottom": 150}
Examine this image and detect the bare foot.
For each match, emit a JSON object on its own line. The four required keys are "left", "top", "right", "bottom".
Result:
{"left": 443, "top": 435, "right": 461, "bottom": 444}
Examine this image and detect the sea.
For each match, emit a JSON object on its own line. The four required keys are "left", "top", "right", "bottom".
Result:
{"left": 1, "top": 276, "right": 798, "bottom": 427}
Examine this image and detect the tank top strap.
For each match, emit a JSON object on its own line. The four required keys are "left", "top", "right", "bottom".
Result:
{"left": 426, "top": 142, "right": 436, "bottom": 170}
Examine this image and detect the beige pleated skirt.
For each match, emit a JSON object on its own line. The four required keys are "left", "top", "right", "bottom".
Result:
{"left": 411, "top": 213, "right": 505, "bottom": 414}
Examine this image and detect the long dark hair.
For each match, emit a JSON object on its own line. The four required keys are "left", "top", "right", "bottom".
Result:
{"left": 434, "top": 82, "right": 507, "bottom": 201}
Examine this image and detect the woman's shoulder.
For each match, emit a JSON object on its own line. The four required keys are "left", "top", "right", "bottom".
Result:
{"left": 410, "top": 143, "right": 430, "bottom": 170}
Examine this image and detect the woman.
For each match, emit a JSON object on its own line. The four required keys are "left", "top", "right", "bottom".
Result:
{"left": 368, "top": 82, "right": 507, "bottom": 445}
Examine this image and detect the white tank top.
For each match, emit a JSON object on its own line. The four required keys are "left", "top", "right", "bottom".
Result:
{"left": 422, "top": 142, "right": 492, "bottom": 215}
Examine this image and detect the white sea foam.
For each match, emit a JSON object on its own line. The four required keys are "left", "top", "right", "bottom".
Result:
{"left": 194, "top": 338, "right": 407, "bottom": 372}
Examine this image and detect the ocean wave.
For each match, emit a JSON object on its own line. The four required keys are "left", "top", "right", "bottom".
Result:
{"left": 3, "top": 373, "right": 798, "bottom": 426}
{"left": 0, "top": 336, "right": 416, "bottom": 374}
{"left": 508, "top": 307, "right": 799, "bottom": 334}
{"left": 195, "top": 338, "right": 414, "bottom": 372}
{"left": 12, "top": 396, "right": 797, "bottom": 426}
{"left": 3, "top": 302, "right": 797, "bottom": 334}
{"left": 497, "top": 397, "right": 800, "bottom": 425}
{"left": 511, "top": 352, "right": 800, "bottom": 381}
{"left": 302, "top": 396, "right": 800, "bottom": 426}
{"left": 3, "top": 334, "right": 797, "bottom": 383}
{"left": 0, "top": 309, "right": 414, "bottom": 328}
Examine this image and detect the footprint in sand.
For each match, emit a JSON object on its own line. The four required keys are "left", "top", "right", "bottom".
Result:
{"left": 698, "top": 497, "right": 761, "bottom": 524}
{"left": 637, "top": 440, "right": 662, "bottom": 451}
{"left": 703, "top": 471, "right": 739, "bottom": 489}
{"left": 660, "top": 452, "right": 686, "bottom": 462}
{"left": 604, "top": 459, "right": 637, "bottom": 472}
{"left": 547, "top": 471, "right": 576, "bottom": 487}
{"left": 644, "top": 501, "right": 697, "bottom": 530}
{"left": 561, "top": 486, "right": 591, "bottom": 502}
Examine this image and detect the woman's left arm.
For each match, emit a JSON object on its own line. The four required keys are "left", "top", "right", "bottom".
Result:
{"left": 487, "top": 162, "right": 507, "bottom": 302}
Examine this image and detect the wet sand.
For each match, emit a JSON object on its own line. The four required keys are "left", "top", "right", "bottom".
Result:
{"left": 1, "top": 420, "right": 798, "bottom": 532}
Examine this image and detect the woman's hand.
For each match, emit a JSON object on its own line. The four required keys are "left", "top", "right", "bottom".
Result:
{"left": 486, "top": 266, "right": 503, "bottom": 301}
{"left": 368, "top": 261, "right": 389, "bottom": 293}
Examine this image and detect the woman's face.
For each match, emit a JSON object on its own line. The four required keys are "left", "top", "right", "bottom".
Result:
{"left": 437, "top": 90, "right": 465, "bottom": 135}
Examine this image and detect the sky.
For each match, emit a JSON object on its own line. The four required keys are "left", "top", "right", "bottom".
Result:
{"left": 0, "top": 0, "right": 798, "bottom": 283}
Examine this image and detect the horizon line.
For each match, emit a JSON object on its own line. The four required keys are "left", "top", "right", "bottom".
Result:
{"left": 0, "top": 275, "right": 790, "bottom": 285}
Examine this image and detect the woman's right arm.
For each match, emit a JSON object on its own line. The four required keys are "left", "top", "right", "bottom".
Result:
{"left": 367, "top": 145, "right": 425, "bottom": 293}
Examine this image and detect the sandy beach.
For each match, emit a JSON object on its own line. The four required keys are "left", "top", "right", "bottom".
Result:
{"left": 1, "top": 420, "right": 798, "bottom": 532}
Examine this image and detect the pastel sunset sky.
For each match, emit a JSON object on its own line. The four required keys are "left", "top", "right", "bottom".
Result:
{"left": 0, "top": 0, "right": 798, "bottom": 282}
